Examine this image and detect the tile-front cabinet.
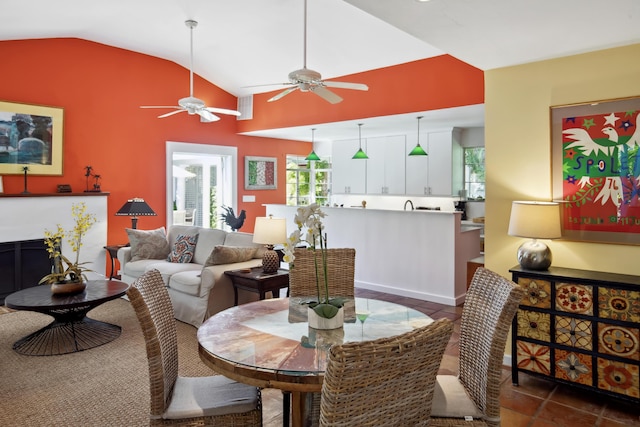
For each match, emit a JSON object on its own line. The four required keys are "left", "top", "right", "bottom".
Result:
{"left": 510, "top": 266, "right": 640, "bottom": 403}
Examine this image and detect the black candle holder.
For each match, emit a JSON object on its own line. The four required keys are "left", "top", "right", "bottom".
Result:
{"left": 22, "top": 166, "right": 29, "bottom": 194}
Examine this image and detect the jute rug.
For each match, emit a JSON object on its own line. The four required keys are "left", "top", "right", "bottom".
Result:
{"left": 0, "top": 297, "right": 212, "bottom": 426}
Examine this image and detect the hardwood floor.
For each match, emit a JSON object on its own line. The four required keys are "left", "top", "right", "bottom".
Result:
{"left": 260, "top": 288, "right": 640, "bottom": 427}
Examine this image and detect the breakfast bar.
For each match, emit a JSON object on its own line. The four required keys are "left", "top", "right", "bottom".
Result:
{"left": 265, "top": 205, "right": 481, "bottom": 306}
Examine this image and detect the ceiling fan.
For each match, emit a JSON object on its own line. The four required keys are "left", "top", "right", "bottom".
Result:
{"left": 140, "top": 20, "right": 241, "bottom": 122}
{"left": 263, "top": 0, "right": 369, "bottom": 104}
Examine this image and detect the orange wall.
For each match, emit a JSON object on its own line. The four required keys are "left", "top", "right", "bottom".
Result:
{"left": 0, "top": 38, "right": 484, "bottom": 276}
{"left": 239, "top": 55, "right": 484, "bottom": 133}
{"left": 0, "top": 38, "right": 307, "bottom": 247}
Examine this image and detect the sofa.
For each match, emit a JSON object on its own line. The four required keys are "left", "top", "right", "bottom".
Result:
{"left": 117, "top": 225, "right": 265, "bottom": 327}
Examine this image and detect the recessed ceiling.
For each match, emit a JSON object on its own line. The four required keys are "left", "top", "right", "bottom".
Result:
{"left": 2, "top": 0, "right": 639, "bottom": 141}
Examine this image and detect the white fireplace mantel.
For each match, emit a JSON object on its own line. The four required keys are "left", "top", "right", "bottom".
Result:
{"left": 0, "top": 193, "right": 108, "bottom": 278}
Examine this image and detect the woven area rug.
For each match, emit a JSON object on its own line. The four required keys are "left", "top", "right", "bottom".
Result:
{"left": 0, "top": 297, "right": 212, "bottom": 426}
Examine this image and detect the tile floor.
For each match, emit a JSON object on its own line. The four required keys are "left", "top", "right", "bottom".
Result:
{"left": 260, "top": 288, "right": 640, "bottom": 427}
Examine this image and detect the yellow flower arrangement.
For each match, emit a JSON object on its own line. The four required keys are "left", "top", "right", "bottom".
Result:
{"left": 39, "top": 202, "right": 96, "bottom": 285}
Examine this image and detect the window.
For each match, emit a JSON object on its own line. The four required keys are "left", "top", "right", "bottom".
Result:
{"left": 464, "top": 147, "right": 485, "bottom": 200}
{"left": 286, "top": 155, "right": 331, "bottom": 206}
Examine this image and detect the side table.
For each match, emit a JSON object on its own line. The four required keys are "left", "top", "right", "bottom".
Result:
{"left": 104, "top": 244, "right": 127, "bottom": 279}
{"left": 224, "top": 267, "right": 289, "bottom": 305}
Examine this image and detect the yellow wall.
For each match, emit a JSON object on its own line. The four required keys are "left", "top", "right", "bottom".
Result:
{"left": 485, "top": 44, "right": 640, "bottom": 356}
{"left": 485, "top": 43, "right": 640, "bottom": 279}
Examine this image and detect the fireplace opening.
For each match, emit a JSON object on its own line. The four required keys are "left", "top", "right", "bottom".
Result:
{"left": 0, "top": 239, "right": 52, "bottom": 304}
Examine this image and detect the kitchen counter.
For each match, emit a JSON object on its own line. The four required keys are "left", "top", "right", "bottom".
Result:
{"left": 265, "top": 204, "right": 481, "bottom": 306}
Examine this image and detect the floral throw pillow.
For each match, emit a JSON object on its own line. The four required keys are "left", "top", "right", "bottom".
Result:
{"left": 126, "top": 227, "right": 171, "bottom": 262}
{"left": 167, "top": 234, "right": 198, "bottom": 263}
{"left": 204, "top": 246, "right": 257, "bottom": 267}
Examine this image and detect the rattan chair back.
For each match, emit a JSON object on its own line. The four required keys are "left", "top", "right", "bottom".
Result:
{"left": 439, "top": 267, "right": 525, "bottom": 426}
{"left": 289, "top": 248, "right": 355, "bottom": 298}
{"left": 319, "top": 318, "right": 454, "bottom": 426}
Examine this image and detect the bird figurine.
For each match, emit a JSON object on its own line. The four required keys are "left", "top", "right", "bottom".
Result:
{"left": 220, "top": 205, "right": 246, "bottom": 231}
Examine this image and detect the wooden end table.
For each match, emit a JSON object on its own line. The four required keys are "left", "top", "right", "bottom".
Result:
{"left": 104, "top": 244, "right": 127, "bottom": 279}
{"left": 224, "top": 267, "right": 289, "bottom": 305}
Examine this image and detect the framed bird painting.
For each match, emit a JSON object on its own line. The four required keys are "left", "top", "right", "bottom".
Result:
{"left": 551, "top": 95, "right": 640, "bottom": 244}
{"left": 245, "top": 156, "right": 277, "bottom": 190}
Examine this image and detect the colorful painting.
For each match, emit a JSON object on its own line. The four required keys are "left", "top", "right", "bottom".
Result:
{"left": 0, "top": 100, "right": 64, "bottom": 175}
{"left": 551, "top": 96, "right": 640, "bottom": 244}
{"left": 245, "top": 156, "right": 277, "bottom": 190}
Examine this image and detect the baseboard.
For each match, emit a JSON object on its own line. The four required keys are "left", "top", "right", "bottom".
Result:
{"left": 355, "top": 280, "right": 459, "bottom": 306}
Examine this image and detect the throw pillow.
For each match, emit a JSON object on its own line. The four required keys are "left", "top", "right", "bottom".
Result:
{"left": 204, "top": 246, "right": 257, "bottom": 267}
{"left": 126, "top": 227, "right": 171, "bottom": 262}
{"left": 167, "top": 234, "right": 198, "bottom": 263}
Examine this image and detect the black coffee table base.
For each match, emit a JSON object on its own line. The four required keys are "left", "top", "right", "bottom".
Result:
{"left": 13, "top": 316, "right": 122, "bottom": 356}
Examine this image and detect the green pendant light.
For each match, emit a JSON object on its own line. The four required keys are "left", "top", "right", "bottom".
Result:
{"left": 352, "top": 123, "right": 368, "bottom": 159}
{"left": 408, "top": 116, "right": 428, "bottom": 156}
{"left": 305, "top": 128, "right": 320, "bottom": 161}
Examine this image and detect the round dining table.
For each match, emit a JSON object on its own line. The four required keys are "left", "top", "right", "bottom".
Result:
{"left": 197, "top": 296, "right": 433, "bottom": 427}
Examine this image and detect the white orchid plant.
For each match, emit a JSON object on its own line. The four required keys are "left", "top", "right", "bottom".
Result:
{"left": 283, "top": 203, "right": 344, "bottom": 319}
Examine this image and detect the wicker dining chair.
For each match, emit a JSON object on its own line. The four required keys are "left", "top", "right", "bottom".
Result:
{"left": 319, "top": 318, "right": 454, "bottom": 426}
{"left": 288, "top": 248, "right": 356, "bottom": 298}
{"left": 127, "top": 269, "right": 262, "bottom": 427}
{"left": 430, "top": 267, "right": 526, "bottom": 427}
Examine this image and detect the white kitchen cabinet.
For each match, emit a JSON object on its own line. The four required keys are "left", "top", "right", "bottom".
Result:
{"left": 406, "top": 128, "right": 463, "bottom": 196}
{"left": 365, "top": 135, "right": 406, "bottom": 195}
{"left": 331, "top": 138, "right": 367, "bottom": 194}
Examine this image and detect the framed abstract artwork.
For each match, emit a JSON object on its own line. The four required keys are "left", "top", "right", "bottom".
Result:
{"left": 0, "top": 100, "right": 64, "bottom": 175}
{"left": 245, "top": 156, "right": 277, "bottom": 190}
{"left": 551, "top": 96, "right": 640, "bottom": 244}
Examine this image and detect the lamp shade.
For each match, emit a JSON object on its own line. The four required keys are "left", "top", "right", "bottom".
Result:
{"left": 253, "top": 216, "right": 287, "bottom": 245}
{"left": 116, "top": 198, "right": 156, "bottom": 229}
{"left": 508, "top": 201, "right": 561, "bottom": 239}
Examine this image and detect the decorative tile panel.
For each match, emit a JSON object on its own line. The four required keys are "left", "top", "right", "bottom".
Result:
{"left": 517, "top": 278, "right": 551, "bottom": 308}
{"left": 516, "top": 341, "right": 551, "bottom": 375}
{"left": 517, "top": 309, "right": 551, "bottom": 342}
{"left": 556, "top": 283, "right": 593, "bottom": 315}
{"left": 597, "top": 358, "right": 639, "bottom": 398}
{"left": 555, "top": 349, "right": 592, "bottom": 385}
{"left": 555, "top": 316, "right": 592, "bottom": 350}
{"left": 598, "top": 288, "right": 640, "bottom": 323}
{"left": 598, "top": 323, "right": 639, "bottom": 361}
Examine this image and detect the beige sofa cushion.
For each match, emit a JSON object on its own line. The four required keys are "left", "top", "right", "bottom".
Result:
{"left": 126, "top": 227, "right": 171, "bottom": 262}
{"left": 193, "top": 228, "right": 228, "bottom": 265}
{"left": 204, "top": 246, "right": 257, "bottom": 266}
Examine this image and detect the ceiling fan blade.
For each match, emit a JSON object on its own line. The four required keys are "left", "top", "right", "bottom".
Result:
{"left": 323, "top": 81, "right": 369, "bottom": 91}
{"left": 157, "top": 109, "right": 186, "bottom": 119}
{"left": 140, "top": 105, "right": 181, "bottom": 109}
{"left": 242, "top": 82, "right": 291, "bottom": 89}
{"left": 268, "top": 87, "right": 298, "bottom": 102}
{"left": 197, "top": 109, "right": 220, "bottom": 122}
{"left": 312, "top": 86, "right": 343, "bottom": 104}
{"left": 205, "top": 107, "right": 241, "bottom": 117}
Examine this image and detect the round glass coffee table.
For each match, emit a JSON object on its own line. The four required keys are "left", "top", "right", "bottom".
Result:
{"left": 5, "top": 279, "right": 129, "bottom": 356}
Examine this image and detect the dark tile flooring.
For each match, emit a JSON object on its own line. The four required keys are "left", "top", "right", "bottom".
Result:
{"left": 262, "top": 288, "right": 640, "bottom": 427}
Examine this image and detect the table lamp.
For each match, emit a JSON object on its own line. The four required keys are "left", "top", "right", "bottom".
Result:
{"left": 116, "top": 198, "right": 157, "bottom": 229}
{"left": 508, "top": 201, "right": 561, "bottom": 270}
{"left": 253, "top": 216, "right": 286, "bottom": 274}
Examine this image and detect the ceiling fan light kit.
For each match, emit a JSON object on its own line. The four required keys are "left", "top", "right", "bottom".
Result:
{"left": 408, "top": 116, "right": 428, "bottom": 156}
{"left": 352, "top": 123, "right": 369, "bottom": 160}
{"left": 266, "top": 0, "right": 368, "bottom": 104}
{"left": 140, "top": 20, "right": 241, "bottom": 122}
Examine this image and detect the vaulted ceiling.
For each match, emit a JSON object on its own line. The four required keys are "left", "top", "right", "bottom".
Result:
{"left": 2, "top": 0, "right": 639, "bottom": 140}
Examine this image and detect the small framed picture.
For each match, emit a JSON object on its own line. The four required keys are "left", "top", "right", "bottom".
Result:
{"left": 245, "top": 156, "right": 277, "bottom": 190}
{"left": 0, "top": 100, "right": 64, "bottom": 175}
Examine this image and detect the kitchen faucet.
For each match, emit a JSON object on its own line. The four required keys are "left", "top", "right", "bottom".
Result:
{"left": 404, "top": 199, "right": 414, "bottom": 211}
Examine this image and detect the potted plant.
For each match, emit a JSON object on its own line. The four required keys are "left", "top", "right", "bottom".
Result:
{"left": 283, "top": 203, "right": 345, "bottom": 329}
{"left": 39, "top": 202, "right": 96, "bottom": 294}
